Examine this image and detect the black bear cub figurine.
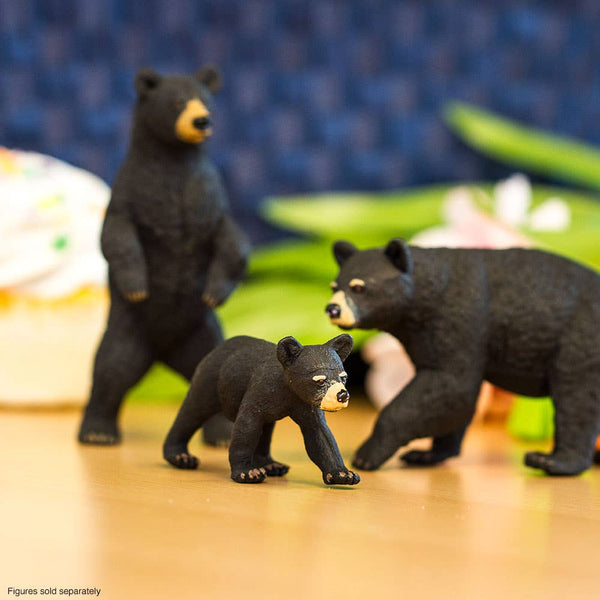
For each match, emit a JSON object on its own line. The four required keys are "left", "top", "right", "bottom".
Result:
{"left": 163, "top": 334, "right": 361, "bottom": 485}
{"left": 326, "top": 238, "right": 600, "bottom": 476}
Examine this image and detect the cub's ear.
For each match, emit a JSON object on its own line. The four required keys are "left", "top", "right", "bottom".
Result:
{"left": 277, "top": 336, "right": 303, "bottom": 368}
{"left": 327, "top": 333, "right": 353, "bottom": 362}
{"left": 135, "top": 68, "right": 161, "bottom": 97}
{"left": 333, "top": 240, "right": 358, "bottom": 266}
{"left": 196, "top": 65, "right": 222, "bottom": 94}
{"left": 385, "top": 238, "right": 413, "bottom": 275}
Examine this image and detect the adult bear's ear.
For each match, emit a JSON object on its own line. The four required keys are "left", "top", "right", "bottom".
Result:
{"left": 327, "top": 334, "right": 353, "bottom": 362}
{"left": 196, "top": 65, "right": 222, "bottom": 94}
{"left": 277, "top": 336, "right": 303, "bottom": 367}
{"left": 333, "top": 240, "right": 358, "bottom": 266}
{"left": 135, "top": 68, "right": 161, "bottom": 97}
{"left": 385, "top": 238, "right": 413, "bottom": 275}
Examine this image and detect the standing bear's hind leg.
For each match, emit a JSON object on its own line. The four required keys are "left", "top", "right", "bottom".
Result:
{"left": 79, "top": 304, "right": 154, "bottom": 445}
{"left": 525, "top": 369, "right": 600, "bottom": 476}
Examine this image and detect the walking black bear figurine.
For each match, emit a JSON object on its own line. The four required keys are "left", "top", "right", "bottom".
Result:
{"left": 79, "top": 66, "right": 249, "bottom": 446}
{"left": 163, "top": 334, "right": 361, "bottom": 486}
{"left": 326, "top": 238, "right": 600, "bottom": 476}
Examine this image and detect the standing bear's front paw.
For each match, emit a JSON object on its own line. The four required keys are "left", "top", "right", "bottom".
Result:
{"left": 323, "top": 469, "right": 360, "bottom": 485}
{"left": 231, "top": 467, "right": 267, "bottom": 484}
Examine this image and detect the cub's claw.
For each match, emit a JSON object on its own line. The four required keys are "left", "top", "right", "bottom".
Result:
{"left": 231, "top": 467, "right": 267, "bottom": 484}
{"left": 165, "top": 452, "right": 199, "bottom": 470}
{"left": 324, "top": 469, "right": 360, "bottom": 485}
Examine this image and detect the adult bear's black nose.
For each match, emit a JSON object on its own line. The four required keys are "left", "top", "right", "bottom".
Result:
{"left": 193, "top": 116, "right": 212, "bottom": 131}
{"left": 326, "top": 303, "right": 341, "bottom": 318}
{"left": 337, "top": 389, "right": 350, "bottom": 403}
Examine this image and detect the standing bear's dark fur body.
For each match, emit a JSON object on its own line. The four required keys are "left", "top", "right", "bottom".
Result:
{"left": 163, "top": 335, "right": 360, "bottom": 485}
{"left": 326, "top": 239, "right": 600, "bottom": 476}
{"left": 79, "top": 67, "right": 249, "bottom": 445}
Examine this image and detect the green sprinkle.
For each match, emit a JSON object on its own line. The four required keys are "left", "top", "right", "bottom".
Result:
{"left": 53, "top": 234, "right": 69, "bottom": 251}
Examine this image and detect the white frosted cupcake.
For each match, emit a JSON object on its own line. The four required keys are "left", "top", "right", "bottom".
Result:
{"left": 0, "top": 147, "right": 109, "bottom": 406}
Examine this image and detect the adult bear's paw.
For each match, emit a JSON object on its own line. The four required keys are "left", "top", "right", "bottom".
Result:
{"left": 400, "top": 449, "right": 456, "bottom": 466}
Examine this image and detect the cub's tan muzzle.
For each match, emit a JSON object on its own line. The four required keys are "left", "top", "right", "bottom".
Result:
{"left": 320, "top": 381, "right": 350, "bottom": 412}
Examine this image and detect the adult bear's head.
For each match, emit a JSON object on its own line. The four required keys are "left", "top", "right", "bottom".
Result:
{"left": 133, "top": 66, "right": 222, "bottom": 146}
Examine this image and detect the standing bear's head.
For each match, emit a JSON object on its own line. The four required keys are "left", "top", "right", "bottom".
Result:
{"left": 133, "top": 66, "right": 222, "bottom": 146}
{"left": 277, "top": 334, "right": 353, "bottom": 412}
{"left": 325, "top": 239, "right": 415, "bottom": 331}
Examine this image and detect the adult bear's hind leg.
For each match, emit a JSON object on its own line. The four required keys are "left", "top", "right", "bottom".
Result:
{"left": 525, "top": 369, "right": 600, "bottom": 476}
{"left": 79, "top": 303, "right": 153, "bottom": 445}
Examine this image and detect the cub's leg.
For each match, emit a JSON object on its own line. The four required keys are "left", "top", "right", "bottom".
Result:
{"left": 353, "top": 369, "right": 480, "bottom": 471}
{"left": 229, "top": 398, "right": 268, "bottom": 483}
{"left": 290, "top": 405, "right": 359, "bottom": 485}
{"left": 525, "top": 369, "right": 600, "bottom": 476}
{"left": 163, "top": 313, "right": 233, "bottom": 448}
{"left": 163, "top": 358, "right": 221, "bottom": 470}
{"left": 400, "top": 427, "right": 468, "bottom": 466}
{"left": 79, "top": 301, "right": 153, "bottom": 445}
{"left": 252, "top": 422, "right": 290, "bottom": 477}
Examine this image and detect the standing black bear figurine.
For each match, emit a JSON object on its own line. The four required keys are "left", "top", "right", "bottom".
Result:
{"left": 163, "top": 334, "right": 361, "bottom": 486}
{"left": 79, "top": 66, "right": 249, "bottom": 446}
{"left": 326, "top": 239, "right": 600, "bottom": 476}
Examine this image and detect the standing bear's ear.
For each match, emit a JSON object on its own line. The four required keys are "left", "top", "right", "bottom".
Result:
{"left": 135, "top": 68, "right": 162, "bottom": 97}
{"left": 327, "top": 334, "right": 354, "bottom": 362}
{"left": 277, "top": 336, "right": 303, "bottom": 368}
{"left": 333, "top": 240, "right": 358, "bottom": 266}
{"left": 385, "top": 238, "right": 413, "bottom": 275}
{"left": 195, "top": 65, "right": 222, "bottom": 94}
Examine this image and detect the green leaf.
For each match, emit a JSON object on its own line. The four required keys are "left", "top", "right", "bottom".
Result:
{"left": 445, "top": 102, "right": 600, "bottom": 190}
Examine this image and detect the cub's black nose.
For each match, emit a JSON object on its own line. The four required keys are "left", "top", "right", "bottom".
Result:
{"left": 326, "top": 303, "right": 341, "bottom": 318}
{"left": 193, "top": 116, "right": 212, "bottom": 131}
{"left": 337, "top": 389, "right": 350, "bottom": 403}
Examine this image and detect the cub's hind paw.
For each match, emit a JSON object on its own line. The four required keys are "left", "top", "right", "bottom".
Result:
{"left": 261, "top": 461, "right": 290, "bottom": 477}
{"left": 324, "top": 469, "right": 360, "bottom": 485}
{"left": 166, "top": 452, "right": 199, "bottom": 470}
{"left": 231, "top": 467, "right": 267, "bottom": 484}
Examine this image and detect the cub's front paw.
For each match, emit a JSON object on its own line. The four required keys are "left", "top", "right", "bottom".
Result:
{"left": 324, "top": 469, "right": 360, "bottom": 485}
{"left": 401, "top": 449, "right": 454, "bottom": 466}
{"left": 231, "top": 467, "right": 267, "bottom": 484}
{"left": 165, "top": 452, "right": 199, "bottom": 470}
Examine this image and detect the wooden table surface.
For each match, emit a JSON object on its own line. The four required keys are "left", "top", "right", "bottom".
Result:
{"left": 1, "top": 400, "right": 599, "bottom": 600}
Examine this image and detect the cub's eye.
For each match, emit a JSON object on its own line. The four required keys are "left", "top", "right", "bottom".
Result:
{"left": 330, "top": 282, "right": 339, "bottom": 291}
{"left": 349, "top": 278, "right": 365, "bottom": 294}
{"left": 312, "top": 375, "right": 327, "bottom": 386}
{"left": 174, "top": 99, "right": 186, "bottom": 110}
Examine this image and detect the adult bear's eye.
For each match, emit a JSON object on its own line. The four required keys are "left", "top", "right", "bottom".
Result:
{"left": 349, "top": 278, "right": 365, "bottom": 293}
{"left": 330, "top": 282, "right": 338, "bottom": 291}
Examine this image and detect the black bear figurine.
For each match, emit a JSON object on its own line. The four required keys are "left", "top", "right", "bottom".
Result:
{"left": 79, "top": 66, "right": 249, "bottom": 446}
{"left": 163, "top": 334, "right": 361, "bottom": 486}
{"left": 326, "top": 238, "right": 600, "bottom": 476}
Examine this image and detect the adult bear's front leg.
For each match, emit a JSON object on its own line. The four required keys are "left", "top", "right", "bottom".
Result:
{"left": 353, "top": 369, "right": 480, "bottom": 471}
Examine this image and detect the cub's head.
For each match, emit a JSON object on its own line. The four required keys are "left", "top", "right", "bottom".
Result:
{"left": 134, "top": 65, "right": 222, "bottom": 146}
{"left": 276, "top": 334, "right": 353, "bottom": 412}
{"left": 325, "top": 238, "right": 414, "bottom": 330}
